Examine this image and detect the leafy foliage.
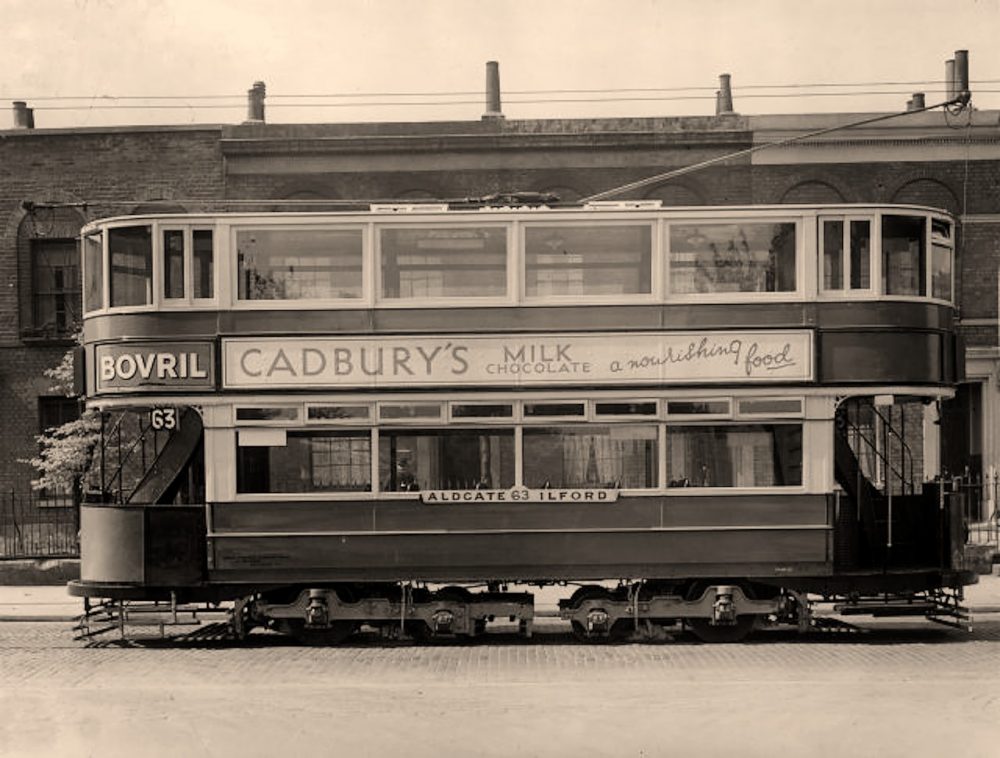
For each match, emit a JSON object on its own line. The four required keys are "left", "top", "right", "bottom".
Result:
{"left": 22, "top": 339, "right": 101, "bottom": 493}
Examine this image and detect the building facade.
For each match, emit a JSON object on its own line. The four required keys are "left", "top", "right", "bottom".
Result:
{"left": 1, "top": 104, "right": 998, "bottom": 517}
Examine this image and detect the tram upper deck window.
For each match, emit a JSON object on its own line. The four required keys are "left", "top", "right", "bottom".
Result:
{"left": 931, "top": 218, "right": 954, "bottom": 301}
{"left": 882, "top": 215, "right": 926, "bottom": 296}
{"left": 380, "top": 227, "right": 507, "bottom": 299}
{"left": 667, "top": 424, "right": 802, "bottom": 488}
{"left": 522, "top": 425, "right": 658, "bottom": 489}
{"left": 524, "top": 225, "right": 651, "bottom": 297}
{"left": 669, "top": 222, "right": 796, "bottom": 294}
{"left": 83, "top": 233, "right": 103, "bottom": 312}
{"left": 163, "top": 229, "right": 215, "bottom": 302}
{"left": 109, "top": 226, "right": 152, "bottom": 307}
{"left": 378, "top": 429, "right": 514, "bottom": 491}
{"left": 192, "top": 230, "right": 214, "bottom": 299}
{"left": 820, "top": 219, "right": 871, "bottom": 291}
{"left": 163, "top": 230, "right": 185, "bottom": 300}
{"left": 236, "top": 228, "right": 363, "bottom": 301}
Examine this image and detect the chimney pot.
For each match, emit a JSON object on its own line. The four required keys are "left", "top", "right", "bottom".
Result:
{"left": 911, "top": 92, "right": 925, "bottom": 110}
{"left": 245, "top": 81, "right": 266, "bottom": 124}
{"left": 716, "top": 74, "right": 734, "bottom": 115}
{"left": 954, "top": 49, "right": 970, "bottom": 99}
{"left": 945, "top": 59, "right": 956, "bottom": 100}
{"left": 12, "top": 101, "right": 34, "bottom": 129}
{"left": 482, "top": 61, "right": 504, "bottom": 120}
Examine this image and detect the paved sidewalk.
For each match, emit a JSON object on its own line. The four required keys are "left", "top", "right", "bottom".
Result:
{"left": 2, "top": 575, "right": 1000, "bottom": 622}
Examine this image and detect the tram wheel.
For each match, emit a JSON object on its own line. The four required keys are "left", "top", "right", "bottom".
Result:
{"left": 567, "top": 586, "right": 630, "bottom": 643}
{"left": 682, "top": 580, "right": 759, "bottom": 643}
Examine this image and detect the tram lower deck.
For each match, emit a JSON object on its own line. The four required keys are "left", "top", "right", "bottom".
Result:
{"left": 70, "top": 388, "right": 974, "bottom": 643}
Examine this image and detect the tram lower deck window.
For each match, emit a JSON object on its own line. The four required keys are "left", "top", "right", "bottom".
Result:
{"left": 378, "top": 429, "right": 514, "bottom": 491}
{"left": 666, "top": 424, "right": 802, "bottom": 487}
{"left": 522, "top": 425, "right": 658, "bottom": 489}
{"left": 236, "top": 431, "right": 371, "bottom": 493}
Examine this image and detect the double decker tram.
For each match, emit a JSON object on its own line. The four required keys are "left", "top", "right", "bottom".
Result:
{"left": 71, "top": 200, "right": 973, "bottom": 642}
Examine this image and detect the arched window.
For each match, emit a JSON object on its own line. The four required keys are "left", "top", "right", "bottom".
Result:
{"left": 643, "top": 183, "right": 705, "bottom": 206}
{"left": 779, "top": 181, "right": 845, "bottom": 204}
{"left": 890, "top": 179, "right": 959, "bottom": 215}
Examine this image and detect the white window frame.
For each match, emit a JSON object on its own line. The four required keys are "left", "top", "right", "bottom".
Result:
{"left": 230, "top": 223, "right": 368, "bottom": 310}
{"left": 375, "top": 221, "right": 514, "bottom": 307}
{"left": 928, "top": 215, "right": 955, "bottom": 304}
{"left": 817, "top": 215, "right": 876, "bottom": 297}
{"left": 520, "top": 219, "right": 659, "bottom": 305}
{"left": 105, "top": 221, "right": 156, "bottom": 313}
{"left": 305, "top": 403, "right": 374, "bottom": 424}
{"left": 665, "top": 217, "right": 804, "bottom": 303}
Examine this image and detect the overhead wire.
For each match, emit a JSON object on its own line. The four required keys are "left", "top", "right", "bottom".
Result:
{"left": 4, "top": 78, "right": 1000, "bottom": 101}
{"left": 18, "top": 90, "right": 999, "bottom": 111}
{"left": 4, "top": 78, "right": 999, "bottom": 111}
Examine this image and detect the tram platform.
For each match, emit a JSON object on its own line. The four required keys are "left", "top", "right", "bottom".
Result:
{"left": 2, "top": 575, "right": 1000, "bottom": 622}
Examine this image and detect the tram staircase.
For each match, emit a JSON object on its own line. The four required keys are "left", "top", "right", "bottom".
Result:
{"left": 834, "top": 401, "right": 941, "bottom": 572}
{"left": 86, "top": 407, "right": 202, "bottom": 505}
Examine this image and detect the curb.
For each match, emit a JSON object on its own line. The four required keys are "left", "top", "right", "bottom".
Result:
{"left": 0, "top": 615, "right": 78, "bottom": 622}
{"left": 0, "top": 558, "right": 80, "bottom": 586}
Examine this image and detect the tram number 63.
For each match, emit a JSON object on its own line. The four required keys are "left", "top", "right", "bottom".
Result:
{"left": 149, "top": 407, "right": 178, "bottom": 431}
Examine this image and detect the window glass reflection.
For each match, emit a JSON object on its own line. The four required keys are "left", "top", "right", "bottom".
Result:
{"left": 83, "top": 234, "right": 103, "bottom": 312}
{"left": 670, "top": 223, "right": 796, "bottom": 294}
{"left": 525, "top": 225, "right": 651, "bottom": 297}
{"left": 381, "top": 227, "right": 507, "bottom": 299}
{"left": 523, "top": 425, "right": 657, "bottom": 489}
{"left": 378, "top": 429, "right": 514, "bottom": 491}
{"left": 163, "top": 230, "right": 185, "bottom": 299}
{"left": 192, "top": 230, "right": 214, "bottom": 299}
{"left": 882, "top": 215, "right": 926, "bottom": 296}
{"left": 931, "top": 243, "right": 952, "bottom": 301}
{"left": 236, "top": 431, "right": 371, "bottom": 493}
{"left": 667, "top": 424, "right": 802, "bottom": 487}
{"left": 109, "top": 226, "right": 152, "bottom": 307}
{"left": 237, "top": 228, "right": 363, "bottom": 300}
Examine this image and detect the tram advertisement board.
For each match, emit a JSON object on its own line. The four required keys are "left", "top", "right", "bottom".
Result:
{"left": 222, "top": 330, "right": 812, "bottom": 388}
{"left": 94, "top": 341, "right": 215, "bottom": 393}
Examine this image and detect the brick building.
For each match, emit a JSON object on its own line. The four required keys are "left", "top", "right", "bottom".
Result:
{"left": 2, "top": 97, "right": 999, "bottom": 515}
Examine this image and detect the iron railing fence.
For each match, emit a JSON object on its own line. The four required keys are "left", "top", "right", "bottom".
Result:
{"left": 953, "top": 475, "right": 999, "bottom": 547}
{"left": 0, "top": 488, "right": 79, "bottom": 559}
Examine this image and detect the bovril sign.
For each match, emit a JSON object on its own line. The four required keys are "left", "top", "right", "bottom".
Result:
{"left": 94, "top": 342, "right": 214, "bottom": 393}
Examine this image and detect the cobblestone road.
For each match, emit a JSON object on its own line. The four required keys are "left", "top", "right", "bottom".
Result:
{"left": 2, "top": 619, "right": 999, "bottom": 758}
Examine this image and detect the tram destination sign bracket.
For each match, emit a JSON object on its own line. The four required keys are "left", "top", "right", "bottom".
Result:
{"left": 222, "top": 330, "right": 813, "bottom": 389}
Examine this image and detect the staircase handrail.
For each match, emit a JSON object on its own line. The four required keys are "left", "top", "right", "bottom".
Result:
{"left": 99, "top": 410, "right": 165, "bottom": 502}
{"left": 838, "top": 401, "right": 915, "bottom": 495}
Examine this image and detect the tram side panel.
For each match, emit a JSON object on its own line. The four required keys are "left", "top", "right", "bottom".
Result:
{"left": 205, "top": 494, "right": 833, "bottom": 584}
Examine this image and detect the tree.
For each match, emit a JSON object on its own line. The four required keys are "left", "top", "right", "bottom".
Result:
{"left": 22, "top": 341, "right": 101, "bottom": 493}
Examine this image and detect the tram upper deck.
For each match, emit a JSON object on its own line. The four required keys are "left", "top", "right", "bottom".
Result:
{"left": 78, "top": 202, "right": 961, "bottom": 399}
